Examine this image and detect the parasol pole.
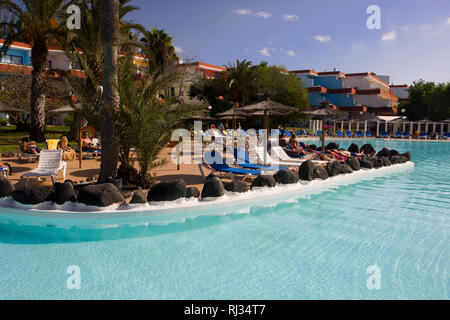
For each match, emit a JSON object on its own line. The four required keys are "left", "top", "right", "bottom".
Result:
{"left": 264, "top": 110, "right": 268, "bottom": 165}
{"left": 321, "top": 115, "right": 326, "bottom": 153}
{"left": 78, "top": 111, "right": 82, "bottom": 169}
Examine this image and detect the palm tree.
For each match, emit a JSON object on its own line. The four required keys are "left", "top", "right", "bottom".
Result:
{"left": 124, "top": 26, "right": 179, "bottom": 81}
{"left": 118, "top": 55, "right": 203, "bottom": 188}
{"left": 99, "top": 0, "right": 120, "bottom": 180}
{"left": 0, "top": 0, "right": 67, "bottom": 142}
{"left": 62, "top": 0, "right": 138, "bottom": 136}
{"left": 225, "top": 59, "right": 254, "bottom": 108}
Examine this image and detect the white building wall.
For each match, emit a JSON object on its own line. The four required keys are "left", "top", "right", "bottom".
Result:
{"left": 342, "top": 76, "right": 381, "bottom": 90}
{"left": 392, "top": 87, "right": 409, "bottom": 99}
{"left": 48, "top": 51, "right": 71, "bottom": 70}
{"left": 354, "top": 95, "right": 395, "bottom": 108}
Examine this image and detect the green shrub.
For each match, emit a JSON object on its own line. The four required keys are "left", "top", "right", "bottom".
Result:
{"left": 63, "top": 115, "right": 74, "bottom": 127}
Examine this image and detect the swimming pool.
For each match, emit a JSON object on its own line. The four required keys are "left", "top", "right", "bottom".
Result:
{"left": 0, "top": 139, "right": 448, "bottom": 299}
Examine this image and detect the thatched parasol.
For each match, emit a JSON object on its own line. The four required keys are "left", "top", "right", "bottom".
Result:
{"left": 0, "top": 102, "right": 23, "bottom": 113}
{"left": 239, "top": 99, "right": 298, "bottom": 164}
{"left": 302, "top": 104, "right": 348, "bottom": 153}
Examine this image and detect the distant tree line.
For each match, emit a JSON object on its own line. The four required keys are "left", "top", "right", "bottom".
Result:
{"left": 400, "top": 80, "right": 450, "bottom": 121}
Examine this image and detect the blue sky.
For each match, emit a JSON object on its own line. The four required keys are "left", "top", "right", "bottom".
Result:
{"left": 129, "top": 0, "right": 450, "bottom": 85}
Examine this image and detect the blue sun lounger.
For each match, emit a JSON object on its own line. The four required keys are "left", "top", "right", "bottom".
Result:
{"left": 356, "top": 131, "right": 363, "bottom": 137}
{"left": 403, "top": 131, "right": 411, "bottom": 139}
{"left": 336, "top": 130, "right": 344, "bottom": 137}
{"left": 201, "top": 150, "right": 262, "bottom": 181}
{"left": 380, "top": 131, "right": 389, "bottom": 138}
{"left": 233, "top": 149, "right": 288, "bottom": 171}
{"left": 345, "top": 130, "right": 353, "bottom": 137}
{"left": 365, "top": 131, "right": 372, "bottom": 137}
{"left": 395, "top": 132, "right": 403, "bottom": 138}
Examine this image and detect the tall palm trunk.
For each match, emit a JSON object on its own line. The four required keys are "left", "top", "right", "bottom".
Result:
{"left": 30, "top": 38, "right": 48, "bottom": 142}
{"left": 99, "top": 0, "right": 120, "bottom": 180}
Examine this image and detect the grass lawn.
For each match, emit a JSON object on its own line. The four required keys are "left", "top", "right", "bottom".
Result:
{"left": 0, "top": 125, "right": 72, "bottom": 154}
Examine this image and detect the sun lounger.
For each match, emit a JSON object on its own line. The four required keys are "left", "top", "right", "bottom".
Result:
{"left": 253, "top": 145, "right": 325, "bottom": 167}
{"left": 356, "top": 131, "right": 363, "bottom": 137}
{"left": 444, "top": 133, "right": 450, "bottom": 140}
{"left": 336, "top": 130, "right": 344, "bottom": 137}
{"left": 345, "top": 131, "right": 353, "bottom": 138}
{"left": 365, "top": 131, "right": 372, "bottom": 137}
{"left": 419, "top": 132, "right": 427, "bottom": 139}
{"left": 22, "top": 149, "right": 66, "bottom": 186}
{"left": 233, "top": 148, "right": 288, "bottom": 171}
{"left": 317, "top": 130, "right": 322, "bottom": 136}
{"left": 380, "top": 131, "right": 389, "bottom": 138}
{"left": 271, "top": 146, "right": 328, "bottom": 164}
{"left": 403, "top": 131, "right": 411, "bottom": 139}
{"left": 201, "top": 150, "right": 262, "bottom": 181}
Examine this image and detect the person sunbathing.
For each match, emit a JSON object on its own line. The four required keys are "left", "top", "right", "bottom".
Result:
{"left": 58, "top": 136, "right": 75, "bottom": 161}
{"left": 287, "top": 134, "right": 309, "bottom": 155}
{"left": 81, "top": 132, "right": 100, "bottom": 151}
{"left": 21, "top": 137, "right": 41, "bottom": 154}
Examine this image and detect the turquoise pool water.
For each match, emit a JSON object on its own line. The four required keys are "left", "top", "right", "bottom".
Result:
{"left": 0, "top": 139, "right": 448, "bottom": 299}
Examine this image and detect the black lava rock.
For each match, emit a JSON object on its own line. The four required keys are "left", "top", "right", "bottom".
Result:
{"left": 53, "top": 182, "right": 77, "bottom": 205}
{"left": 0, "top": 176, "right": 14, "bottom": 198}
{"left": 359, "top": 158, "right": 373, "bottom": 169}
{"left": 224, "top": 181, "right": 249, "bottom": 193}
{"left": 130, "top": 188, "right": 147, "bottom": 204}
{"left": 185, "top": 186, "right": 201, "bottom": 198}
{"left": 205, "top": 173, "right": 218, "bottom": 181}
{"left": 251, "top": 175, "right": 277, "bottom": 189}
{"left": 148, "top": 179, "right": 187, "bottom": 202}
{"left": 389, "top": 150, "right": 400, "bottom": 158}
{"left": 390, "top": 155, "right": 407, "bottom": 164}
{"left": 77, "top": 183, "right": 124, "bottom": 207}
{"left": 326, "top": 161, "right": 341, "bottom": 177}
{"left": 274, "top": 170, "right": 299, "bottom": 185}
{"left": 201, "top": 177, "right": 225, "bottom": 199}
{"left": 381, "top": 157, "right": 392, "bottom": 167}
{"left": 11, "top": 186, "right": 54, "bottom": 205}
{"left": 339, "top": 163, "right": 353, "bottom": 174}
{"left": 325, "top": 142, "right": 339, "bottom": 150}
{"left": 313, "top": 166, "right": 328, "bottom": 180}
{"left": 298, "top": 160, "right": 315, "bottom": 181}
{"left": 401, "top": 152, "right": 412, "bottom": 161}
{"left": 373, "top": 158, "right": 384, "bottom": 169}
{"left": 309, "top": 144, "right": 317, "bottom": 151}
{"left": 346, "top": 157, "right": 360, "bottom": 171}
{"left": 101, "top": 176, "right": 123, "bottom": 191}
{"left": 361, "top": 144, "right": 376, "bottom": 155}
{"left": 377, "top": 147, "right": 390, "bottom": 158}
{"left": 348, "top": 143, "right": 360, "bottom": 154}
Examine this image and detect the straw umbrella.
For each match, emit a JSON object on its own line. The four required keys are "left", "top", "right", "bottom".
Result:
{"left": 301, "top": 103, "right": 349, "bottom": 153}
{"left": 216, "top": 107, "right": 248, "bottom": 131}
{"left": 239, "top": 99, "right": 298, "bottom": 164}
{"left": 0, "top": 102, "right": 23, "bottom": 113}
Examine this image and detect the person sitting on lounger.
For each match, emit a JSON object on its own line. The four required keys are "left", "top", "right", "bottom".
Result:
{"left": 21, "top": 137, "right": 41, "bottom": 154}
{"left": 58, "top": 136, "right": 75, "bottom": 161}
{"left": 287, "top": 134, "right": 309, "bottom": 155}
{"left": 81, "top": 131, "right": 100, "bottom": 151}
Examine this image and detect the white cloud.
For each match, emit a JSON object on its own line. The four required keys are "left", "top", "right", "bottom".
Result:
{"left": 244, "top": 48, "right": 251, "bottom": 52}
{"left": 255, "top": 11, "right": 271, "bottom": 18}
{"left": 233, "top": 8, "right": 252, "bottom": 15}
{"left": 447, "top": 17, "right": 450, "bottom": 25}
{"left": 282, "top": 14, "right": 299, "bottom": 21}
{"left": 314, "top": 35, "right": 331, "bottom": 42}
{"left": 259, "top": 48, "right": 272, "bottom": 56}
{"left": 352, "top": 42, "right": 366, "bottom": 50}
{"left": 381, "top": 31, "right": 397, "bottom": 41}
{"left": 174, "top": 46, "right": 184, "bottom": 54}
{"left": 286, "top": 50, "right": 295, "bottom": 57}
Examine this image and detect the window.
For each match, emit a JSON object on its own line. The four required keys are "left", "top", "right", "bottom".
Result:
{"left": 179, "top": 91, "right": 184, "bottom": 97}
{"left": 47, "top": 60, "right": 52, "bottom": 69}
{"left": 170, "top": 87, "right": 175, "bottom": 96}
{"left": 1, "top": 54, "right": 23, "bottom": 65}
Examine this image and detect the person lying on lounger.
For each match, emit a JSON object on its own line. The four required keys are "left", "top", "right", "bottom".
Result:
{"left": 20, "top": 137, "right": 41, "bottom": 154}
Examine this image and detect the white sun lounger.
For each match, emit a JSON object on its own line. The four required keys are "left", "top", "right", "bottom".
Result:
{"left": 253, "top": 146, "right": 326, "bottom": 167}
{"left": 271, "top": 146, "right": 328, "bottom": 165}
{"left": 22, "top": 149, "right": 67, "bottom": 186}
